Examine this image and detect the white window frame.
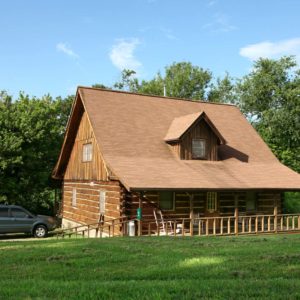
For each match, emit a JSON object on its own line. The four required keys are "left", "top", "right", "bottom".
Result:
{"left": 72, "top": 188, "right": 77, "bottom": 207}
{"left": 82, "top": 143, "right": 93, "bottom": 162}
{"left": 99, "top": 191, "right": 106, "bottom": 214}
{"left": 192, "top": 139, "right": 206, "bottom": 159}
{"left": 207, "top": 192, "right": 217, "bottom": 212}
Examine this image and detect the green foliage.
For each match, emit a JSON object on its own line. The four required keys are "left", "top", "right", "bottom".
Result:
{"left": 284, "top": 192, "right": 300, "bottom": 213}
{"left": 236, "top": 56, "right": 300, "bottom": 173}
{"left": 1, "top": 235, "right": 300, "bottom": 299}
{"left": 92, "top": 83, "right": 110, "bottom": 89}
{"left": 112, "top": 62, "right": 231, "bottom": 101}
{"left": 237, "top": 56, "right": 298, "bottom": 118}
{"left": 163, "top": 62, "right": 212, "bottom": 99}
{"left": 113, "top": 69, "right": 139, "bottom": 92}
{"left": 208, "top": 72, "right": 236, "bottom": 103}
{"left": 0, "top": 92, "right": 73, "bottom": 214}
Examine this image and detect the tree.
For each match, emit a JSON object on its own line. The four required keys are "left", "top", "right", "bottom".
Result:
{"left": 236, "top": 56, "right": 300, "bottom": 173}
{"left": 113, "top": 62, "right": 213, "bottom": 100}
{"left": 92, "top": 83, "right": 110, "bottom": 89}
{"left": 113, "top": 69, "right": 139, "bottom": 92}
{"left": 163, "top": 62, "right": 212, "bottom": 100}
{"left": 207, "top": 73, "right": 235, "bottom": 103}
{"left": 0, "top": 92, "right": 73, "bottom": 214}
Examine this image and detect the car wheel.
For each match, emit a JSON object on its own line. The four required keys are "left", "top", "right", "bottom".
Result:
{"left": 34, "top": 225, "right": 47, "bottom": 238}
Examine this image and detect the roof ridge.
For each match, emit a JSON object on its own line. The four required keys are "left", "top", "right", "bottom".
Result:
{"left": 77, "top": 86, "right": 236, "bottom": 107}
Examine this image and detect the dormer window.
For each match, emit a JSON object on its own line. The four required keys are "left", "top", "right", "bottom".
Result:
{"left": 83, "top": 143, "right": 93, "bottom": 162}
{"left": 192, "top": 139, "right": 206, "bottom": 159}
{"left": 164, "top": 111, "right": 226, "bottom": 161}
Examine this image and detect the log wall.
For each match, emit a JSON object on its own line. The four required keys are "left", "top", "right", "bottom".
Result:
{"left": 257, "top": 192, "right": 282, "bottom": 214}
{"left": 62, "top": 181, "right": 122, "bottom": 225}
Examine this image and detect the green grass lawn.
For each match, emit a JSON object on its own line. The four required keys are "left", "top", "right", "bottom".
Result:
{"left": 1, "top": 234, "right": 300, "bottom": 299}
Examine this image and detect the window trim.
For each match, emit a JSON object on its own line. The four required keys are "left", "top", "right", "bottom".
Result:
{"left": 192, "top": 138, "right": 207, "bottom": 160}
{"left": 159, "top": 192, "right": 175, "bottom": 211}
{"left": 82, "top": 143, "right": 93, "bottom": 162}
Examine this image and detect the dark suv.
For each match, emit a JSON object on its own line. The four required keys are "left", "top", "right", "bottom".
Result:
{"left": 0, "top": 205, "right": 57, "bottom": 238}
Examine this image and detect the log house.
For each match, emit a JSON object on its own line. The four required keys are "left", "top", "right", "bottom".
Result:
{"left": 52, "top": 87, "right": 300, "bottom": 234}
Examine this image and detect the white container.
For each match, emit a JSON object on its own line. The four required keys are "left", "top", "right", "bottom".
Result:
{"left": 128, "top": 220, "right": 135, "bottom": 237}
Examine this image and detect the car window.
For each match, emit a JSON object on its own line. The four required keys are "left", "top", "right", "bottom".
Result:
{"left": 0, "top": 207, "right": 9, "bottom": 217}
{"left": 11, "top": 208, "right": 30, "bottom": 218}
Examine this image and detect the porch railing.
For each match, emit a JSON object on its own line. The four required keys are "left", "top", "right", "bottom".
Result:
{"left": 55, "top": 213, "right": 300, "bottom": 239}
{"left": 55, "top": 216, "right": 132, "bottom": 238}
{"left": 142, "top": 214, "right": 300, "bottom": 236}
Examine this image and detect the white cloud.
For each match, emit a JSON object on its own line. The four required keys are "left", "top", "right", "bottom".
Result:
{"left": 240, "top": 38, "right": 300, "bottom": 61}
{"left": 56, "top": 43, "right": 79, "bottom": 59}
{"left": 202, "top": 13, "right": 237, "bottom": 33}
{"left": 109, "top": 38, "right": 142, "bottom": 71}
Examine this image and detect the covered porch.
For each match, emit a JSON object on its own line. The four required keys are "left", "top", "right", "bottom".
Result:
{"left": 127, "top": 190, "right": 285, "bottom": 235}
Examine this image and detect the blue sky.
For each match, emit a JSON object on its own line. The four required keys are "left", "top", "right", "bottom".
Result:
{"left": 1, "top": 0, "right": 300, "bottom": 98}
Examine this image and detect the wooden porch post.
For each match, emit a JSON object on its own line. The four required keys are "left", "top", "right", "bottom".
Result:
{"left": 274, "top": 199, "right": 278, "bottom": 233}
{"left": 189, "top": 194, "right": 194, "bottom": 236}
{"left": 138, "top": 193, "right": 143, "bottom": 236}
{"left": 234, "top": 194, "right": 239, "bottom": 235}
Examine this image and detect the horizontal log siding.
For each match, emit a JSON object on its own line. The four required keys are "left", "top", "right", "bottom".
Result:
{"left": 125, "top": 190, "right": 282, "bottom": 221}
{"left": 219, "top": 192, "right": 246, "bottom": 215}
{"left": 62, "top": 181, "right": 122, "bottom": 225}
{"left": 64, "top": 111, "right": 108, "bottom": 181}
{"left": 257, "top": 192, "right": 282, "bottom": 214}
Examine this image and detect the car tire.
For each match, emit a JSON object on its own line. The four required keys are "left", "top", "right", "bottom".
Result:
{"left": 33, "top": 225, "right": 48, "bottom": 238}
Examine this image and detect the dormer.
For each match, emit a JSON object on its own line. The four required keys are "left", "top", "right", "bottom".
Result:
{"left": 164, "top": 111, "right": 226, "bottom": 161}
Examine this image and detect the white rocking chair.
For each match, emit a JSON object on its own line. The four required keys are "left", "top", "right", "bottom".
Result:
{"left": 153, "top": 208, "right": 179, "bottom": 235}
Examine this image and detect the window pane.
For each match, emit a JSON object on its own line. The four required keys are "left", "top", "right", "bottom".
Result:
{"left": 99, "top": 191, "right": 106, "bottom": 214}
{"left": 246, "top": 192, "right": 256, "bottom": 211}
{"left": 83, "top": 143, "right": 93, "bottom": 162}
{"left": 192, "top": 139, "right": 206, "bottom": 158}
{"left": 159, "top": 192, "right": 174, "bottom": 210}
{"left": 11, "top": 208, "right": 29, "bottom": 218}
{"left": 207, "top": 192, "right": 217, "bottom": 212}
{"left": 72, "top": 188, "right": 77, "bottom": 207}
{"left": 0, "top": 208, "right": 9, "bottom": 217}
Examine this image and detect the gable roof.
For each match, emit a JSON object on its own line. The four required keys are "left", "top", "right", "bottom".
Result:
{"left": 164, "top": 111, "right": 226, "bottom": 144}
{"left": 53, "top": 87, "right": 300, "bottom": 191}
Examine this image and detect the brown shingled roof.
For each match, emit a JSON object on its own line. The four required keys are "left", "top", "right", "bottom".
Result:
{"left": 53, "top": 87, "right": 300, "bottom": 191}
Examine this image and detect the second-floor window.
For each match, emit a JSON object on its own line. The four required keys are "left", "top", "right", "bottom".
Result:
{"left": 83, "top": 143, "right": 93, "bottom": 162}
{"left": 192, "top": 139, "right": 206, "bottom": 159}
